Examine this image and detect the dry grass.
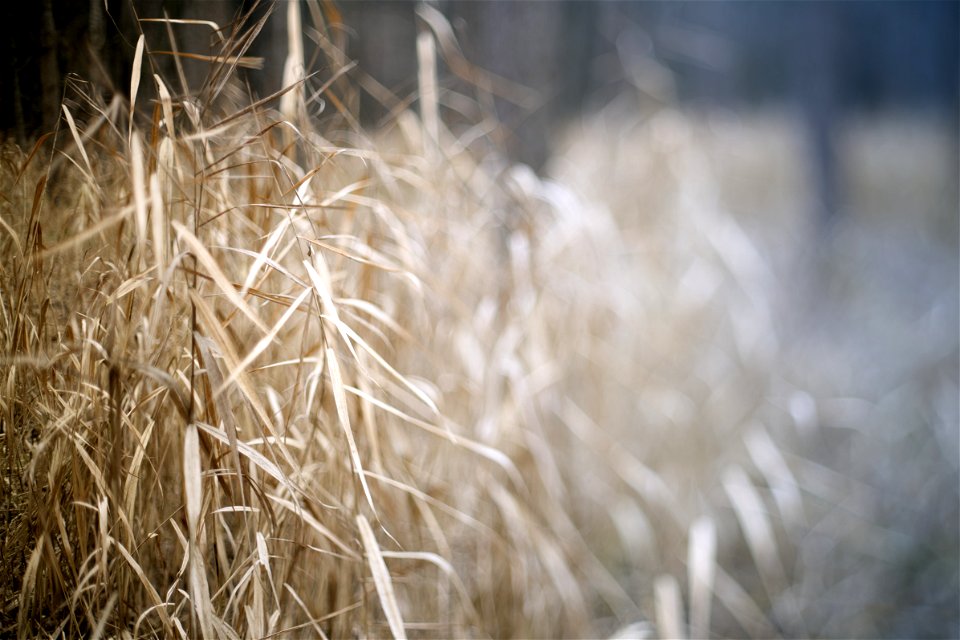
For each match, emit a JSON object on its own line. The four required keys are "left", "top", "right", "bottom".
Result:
{"left": 2, "top": 3, "right": 957, "bottom": 639}
{"left": 0, "top": 5, "right": 626, "bottom": 637}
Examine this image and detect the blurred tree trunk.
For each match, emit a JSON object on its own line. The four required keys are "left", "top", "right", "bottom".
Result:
{"left": 3, "top": 0, "right": 957, "bottom": 166}
{"left": 792, "top": 2, "right": 843, "bottom": 229}
{"left": 450, "top": 2, "right": 567, "bottom": 169}
{"left": 40, "top": 0, "right": 62, "bottom": 132}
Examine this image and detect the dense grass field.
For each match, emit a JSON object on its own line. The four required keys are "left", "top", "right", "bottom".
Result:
{"left": 1, "top": 4, "right": 957, "bottom": 638}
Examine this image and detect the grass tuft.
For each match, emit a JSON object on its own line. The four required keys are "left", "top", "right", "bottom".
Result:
{"left": 0, "top": 6, "right": 620, "bottom": 637}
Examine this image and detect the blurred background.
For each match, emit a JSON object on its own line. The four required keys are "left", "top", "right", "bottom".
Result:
{"left": 2, "top": 1, "right": 957, "bottom": 637}
{"left": 1, "top": 1, "right": 957, "bottom": 248}
{"left": 4, "top": 2, "right": 958, "bottom": 169}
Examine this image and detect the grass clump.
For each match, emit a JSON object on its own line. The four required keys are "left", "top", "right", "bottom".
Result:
{"left": 0, "top": 4, "right": 607, "bottom": 637}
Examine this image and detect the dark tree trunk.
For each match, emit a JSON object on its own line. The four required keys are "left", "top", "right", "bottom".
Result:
{"left": 792, "top": 2, "right": 843, "bottom": 230}
{"left": 40, "top": 0, "right": 62, "bottom": 132}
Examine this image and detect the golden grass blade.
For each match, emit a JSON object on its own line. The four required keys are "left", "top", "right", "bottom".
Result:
{"left": 248, "top": 571, "right": 265, "bottom": 638}
{"left": 215, "top": 286, "right": 311, "bottom": 397}
{"left": 149, "top": 172, "right": 167, "bottom": 274}
{"left": 194, "top": 421, "right": 284, "bottom": 484}
{"left": 356, "top": 514, "right": 407, "bottom": 640}
{"left": 265, "top": 597, "right": 364, "bottom": 640}
{"left": 687, "top": 516, "right": 716, "bottom": 640}
{"left": 97, "top": 495, "right": 109, "bottom": 576}
{"left": 267, "top": 495, "right": 358, "bottom": 558}
{"left": 206, "top": 69, "right": 324, "bottom": 130}
{"left": 300, "top": 236, "right": 404, "bottom": 273}
{"left": 654, "top": 574, "right": 686, "bottom": 640}
{"left": 152, "top": 50, "right": 264, "bottom": 70}
{"left": 130, "top": 133, "right": 149, "bottom": 252}
{"left": 187, "top": 541, "right": 214, "bottom": 638}
{"left": 123, "top": 360, "right": 190, "bottom": 421}
{"left": 312, "top": 176, "right": 372, "bottom": 207}
{"left": 154, "top": 75, "right": 176, "bottom": 141}
{"left": 71, "top": 433, "right": 109, "bottom": 497}
{"left": 112, "top": 537, "right": 175, "bottom": 634}
{"left": 183, "top": 426, "right": 202, "bottom": 541}
{"left": 123, "top": 415, "right": 157, "bottom": 526}
{"left": 61, "top": 104, "right": 93, "bottom": 178}
{"left": 343, "top": 384, "right": 520, "bottom": 484}
{"left": 194, "top": 333, "right": 247, "bottom": 507}
{"left": 256, "top": 530, "right": 270, "bottom": 571}
{"left": 187, "top": 289, "right": 301, "bottom": 483}
{"left": 235, "top": 219, "right": 301, "bottom": 295}
{"left": 355, "top": 350, "right": 384, "bottom": 473}
{"left": 212, "top": 506, "right": 260, "bottom": 515}
{"left": 302, "top": 255, "right": 347, "bottom": 339}
{"left": 338, "top": 321, "right": 439, "bottom": 417}
{"left": 281, "top": 583, "right": 330, "bottom": 639}
{"left": 28, "top": 172, "right": 46, "bottom": 236}
{"left": 416, "top": 25, "right": 439, "bottom": 151}
{"left": 14, "top": 131, "right": 54, "bottom": 185}
{"left": 326, "top": 346, "right": 376, "bottom": 514}
{"left": 184, "top": 421, "right": 214, "bottom": 639}
{"left": 172, "top": 618, "right": 189, "bottom": 639}
{"left": 281, "top": 0, "right": 305, "bottom": 121}
{"left": 378, "top": 550, "right": 475, "bottom": 617}
{"left": 223, "top": 562, "right": 258, "bottom": 616}
{"left": 173, "top": 220, "right": 269, "bottom": 334}
{"left": 129, "top": 34, "right": 145, "bottom": 140}
{"left": 246, "top": 356, "right": 322, "bottom": 374}
{"left": 364, "top": 470, "right": 489, "bottom": 532}
{"left": 140, "top": 17, "right": 222, "bottom": 31}
{"left": 110, "top": 269, "right": 154, "bottom": 302}
{"left": 157, "top": 133, "right": 178, "bottom": 194}
{"left": 256, "top": 531, "right": 282, "bottom": 612}
{"left": 304, "top": 350, "right": 327, "bottom": 417}
{"left": 336, "top": 298, "right": 409, "bottom": 339}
